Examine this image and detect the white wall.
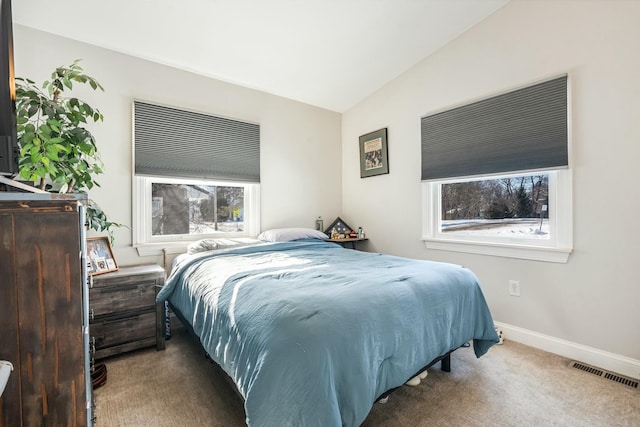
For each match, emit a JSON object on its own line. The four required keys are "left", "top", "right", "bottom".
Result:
{"left": 342, "top": 0, "right": 640, "bottom": 365}
{"left": 14, "top": 25, "right": 342, "bottom": 267}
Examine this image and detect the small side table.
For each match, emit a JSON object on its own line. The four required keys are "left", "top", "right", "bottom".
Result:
{"left": 89, "top": 264, "right": 166, "bottom": 359}
{"left": 324, "top": 237, "right": 368, "bottom": 250}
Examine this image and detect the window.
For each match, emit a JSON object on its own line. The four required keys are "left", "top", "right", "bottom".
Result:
{"left": 133, "top": 176, "right": 259, "bottom": 253}
{"left": 423, "top": 170, "right": 572, "bottom": 262}
{"left": 421, "top": 76, "right": 572, "bottom": 262}
{"left": 132, "top": 101, "right": 260, "bottom": 255}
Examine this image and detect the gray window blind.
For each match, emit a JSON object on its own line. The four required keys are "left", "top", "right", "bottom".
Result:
{"left": 134, "top": 101, "right": 260, "bottom": 182}
{"left": 421, "top": 75, "right": 568, "bottom": 181}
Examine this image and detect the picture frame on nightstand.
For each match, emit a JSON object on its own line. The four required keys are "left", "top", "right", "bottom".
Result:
{"left": 87, "top": 236, "right": 118, "bottom": 275}
{"left": 324, "top": 217, "right": 354, "bottom": 236}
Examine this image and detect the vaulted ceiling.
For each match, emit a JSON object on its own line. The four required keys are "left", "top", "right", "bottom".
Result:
{"left": 13, "top": 0, "right": 509, "bottom": 112}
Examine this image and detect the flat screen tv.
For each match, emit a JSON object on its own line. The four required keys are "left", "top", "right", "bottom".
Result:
{"left": 0, "top": 0, "right": 18, "bottom": 177}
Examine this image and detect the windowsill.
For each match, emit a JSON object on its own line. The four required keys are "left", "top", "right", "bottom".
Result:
{"left": 423, "top": 238, "right": 572, "bottom": 263}
{"left": 134, "top": 242, "right": 190, "bottom": 257}
{"left": 134, "top": 234, "right": 257, "bottom": 257}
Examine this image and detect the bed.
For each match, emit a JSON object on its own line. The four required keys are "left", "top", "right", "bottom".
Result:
{"left": 157, "top": 229, "right": 499, "bottom": 427}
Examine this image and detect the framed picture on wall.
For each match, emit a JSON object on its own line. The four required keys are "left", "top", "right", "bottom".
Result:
{"left": 359, "top": 127, "right": 389, "bottom": 178}
{"left": 86, "top": 237, "right": 118, "bottom": 275}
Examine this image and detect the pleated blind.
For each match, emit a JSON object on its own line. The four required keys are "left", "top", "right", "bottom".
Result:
{"left": 421, "top": 75, "right": 568, "bottom": 181}
{"left": 134, "top": 101, "right": 260, "bottom": 182}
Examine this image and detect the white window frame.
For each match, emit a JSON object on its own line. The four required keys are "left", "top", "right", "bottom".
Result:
{"left": 133, "top": 175, "right": 260, "bottom": 256}
{"left": 422, "top": 169, "right": 572, "bottom": 263}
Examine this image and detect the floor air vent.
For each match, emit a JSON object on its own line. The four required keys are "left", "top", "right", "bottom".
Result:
{"left": 569, "top": 361, "right": 638, "bottom": 389}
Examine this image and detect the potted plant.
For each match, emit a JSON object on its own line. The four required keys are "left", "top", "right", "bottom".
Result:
{"left": 15, "top": 59, "right": 124, "bottom": 241}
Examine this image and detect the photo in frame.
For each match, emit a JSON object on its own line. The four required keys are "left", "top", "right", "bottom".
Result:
{"left": 86, "top": 237, "right": 118, "bottom": 275}
{"left": 359, "top": 128, "right": 389, "bottom": 178}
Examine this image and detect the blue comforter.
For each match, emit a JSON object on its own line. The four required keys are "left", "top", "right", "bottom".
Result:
{"left": 157, "top": 240, "right": 498, "bottom": 426}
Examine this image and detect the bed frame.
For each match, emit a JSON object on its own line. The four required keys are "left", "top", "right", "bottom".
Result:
{"left": 375, "top": 352, "right": 451, "bottom": 402}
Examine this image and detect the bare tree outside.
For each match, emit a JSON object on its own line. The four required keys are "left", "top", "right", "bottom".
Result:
{"left": 441, "top": 174, "right": 549, "bottom": 239}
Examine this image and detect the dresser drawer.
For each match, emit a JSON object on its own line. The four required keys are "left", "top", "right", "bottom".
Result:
{"left": 92, "top": 310, "right": 156, "bottom": 350}
{"left": 90, "top": 279, "right": 156, "bottom": 317}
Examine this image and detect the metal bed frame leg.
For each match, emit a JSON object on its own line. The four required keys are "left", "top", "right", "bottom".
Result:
{"left": 441, "top": 353, "right": 451, "bottom": 372}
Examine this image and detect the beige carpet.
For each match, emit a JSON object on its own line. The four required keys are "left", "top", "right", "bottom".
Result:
{"left": 94, "top": 330, "right": 639, "bottom": 426}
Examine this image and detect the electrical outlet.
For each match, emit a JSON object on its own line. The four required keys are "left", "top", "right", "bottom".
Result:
{"left": 509, "top": 280, "right": 521, "bottom": 297}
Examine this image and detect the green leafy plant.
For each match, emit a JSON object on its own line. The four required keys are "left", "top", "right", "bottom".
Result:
{"left": 85, "top": 200, "right": 124, "bottom": 242}
{"left": 15, "top": 60, "right": 124, "bottom": 241}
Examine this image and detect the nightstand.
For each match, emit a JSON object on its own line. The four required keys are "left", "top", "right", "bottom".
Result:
{"left": 324, "top": 237, "right": 368, "bottom": 250}
{"left": 89, "top": 264, "right": 166, "bottom": 359}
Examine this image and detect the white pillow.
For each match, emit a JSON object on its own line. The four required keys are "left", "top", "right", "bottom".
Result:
{"left": 187, "top": 239, "right": 219, "bottom": 254}
{"left": 258, "top": 228, "right": 328, "bottom": 242}
{"left": 187, "top": 237, "right": 261, "bottom": 254}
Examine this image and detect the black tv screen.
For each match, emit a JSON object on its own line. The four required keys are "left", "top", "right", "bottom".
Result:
{"left": 0, "top": 0, "right": 18, "bottom": 177}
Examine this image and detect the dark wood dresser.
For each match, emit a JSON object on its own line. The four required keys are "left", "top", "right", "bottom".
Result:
{"left": 89, "top": 264, "right": 166, "bottom": 359}
{"left": 0, "top": 194, "right": 92, "bottom": 426}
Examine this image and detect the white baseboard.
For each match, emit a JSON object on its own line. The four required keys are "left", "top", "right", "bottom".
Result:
{"left": 494, "top": 321, "right": 640, "bottom": 380}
